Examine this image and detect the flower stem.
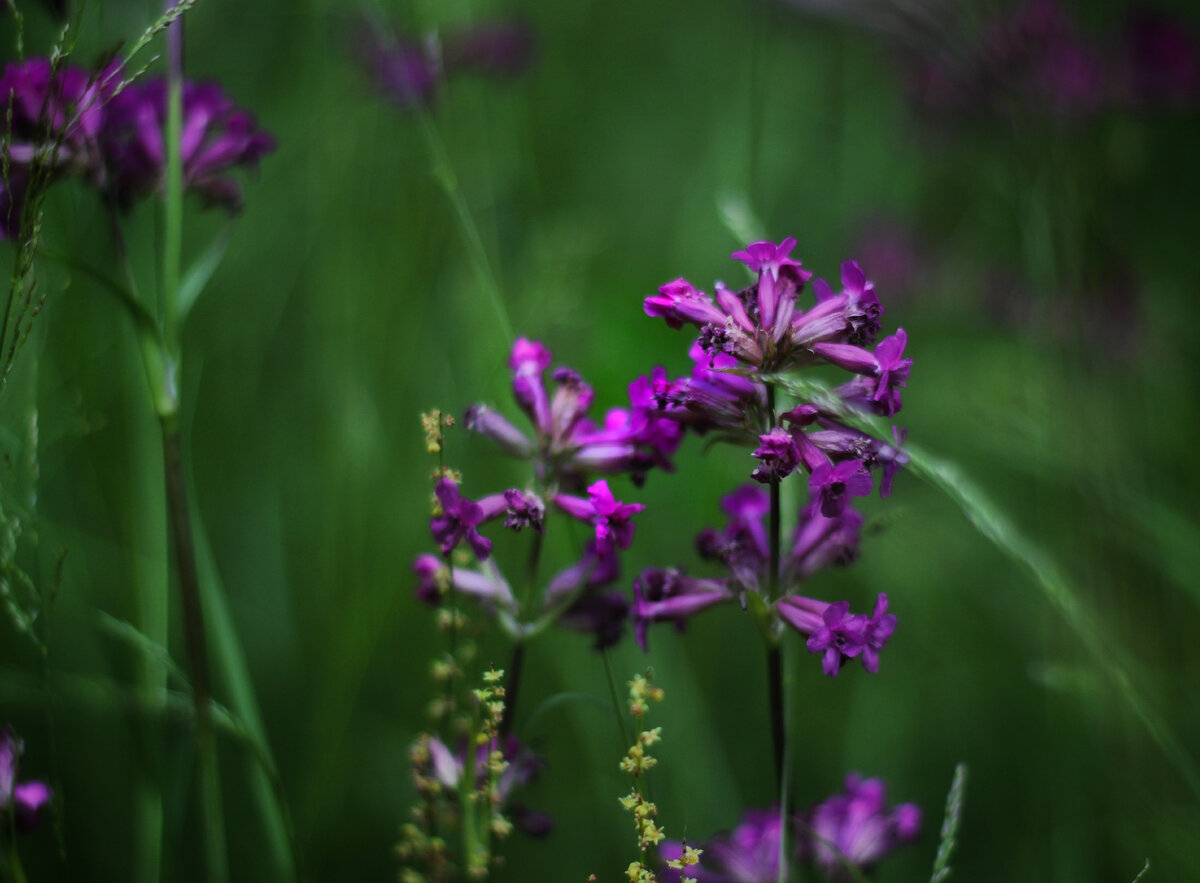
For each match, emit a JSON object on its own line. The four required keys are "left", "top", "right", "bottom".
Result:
{"left": 499, "top": 641, "right": 524, "bottom": 738}
{"left": 415, "top": 111, "right": 513, "bottom": 348}
{"left": 160, "top": 10, "right": 226, "bottom": 879}
{"left": 764, "top": 380, "right": 792, "bottom": 881}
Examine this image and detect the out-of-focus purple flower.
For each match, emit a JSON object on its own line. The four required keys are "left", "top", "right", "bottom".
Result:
{"left": 443, "top": 20, "right": 535, "bottom": 78}
{"left": 357, "top": 26, "right": 440, "bottom": 110}
{"left": 790, "top": 500, "right": 862, "bottom": 579}
{"left": 542, "top": 541, "right": 629, "bottom": 648}
{"left": 631, "top": 567, "right": 733, "bottom": 650}
{"left": 102, "top": 77, "right": 275, "bottom": 212}
{"left": 1, "top": 729, "right": 52, "bottom": 833}
{"left": 0, "top": 57, "right": 120, "bottom": 237}
{"left": 558, "top": 589, "right": 629, "bottom": 649}
{"left": 422, "top": 734, "right": 552, "bottom": 836}
{"left": 850, "top": 218, "right": 927, "bottom": 301}
{"left": 777, "top": 593, "right": 894, "bottom": 676}
{"left": 468, "top": 338, "right": 678, "bottom": 486}
{"left": 356, "top": 17, "right": 535, "bottom": 113}
{"left": 903, "top": 0, "right": 1107, "bottom": 124}
{"left": 553, "top": 479, "right": 644, "bottom": 555}
{"left": 800, "top": 773, "right": 920, "bottom": 877}
{"left": 809, "top": 460, "right": 872, "bottom": 518}
{"left": 859, "top": 594, "right": 897, "bottom": 673}
{"left": 430, "top": 477, "right": 493, "bottom": 559}
{"left": 661, "top": 806, "right": 791, "bottom": 883}
{"left": 413, "top": 553, "right": 515, "bottom": 611}
{"left": 1118, "top": 11, "right": 1200, "bottom": 108}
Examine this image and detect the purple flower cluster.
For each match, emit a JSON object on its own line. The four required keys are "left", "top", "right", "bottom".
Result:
{"left": 632, "top": 238, "right": 911, "bottom": 674}
{"left": 413, "top": 335, "right": 674, "bottom": 648}
{"left": 904, "top": 0, "right": 1200, "bottom": 124}
{"left": 0, "top": 57, "right": 274, "bottom": 238}
{"left": 642, "top": 241, "right": 910, "bottom": 494}
{"left": 1, "top": 728, "right": 52, "bottom": 833}
{"left": 660, "top": 776, "right": 919, "bottom": 882}
{"left": 356, "top": 18, "right": 534, "bottom": 111}
{"left": 634, "top": 484, "right": 892, "bottom": 675}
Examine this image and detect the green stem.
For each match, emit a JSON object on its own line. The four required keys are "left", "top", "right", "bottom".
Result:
{"left": 159, "top": 12, "right": 226, "bottom": 880}
{"left": 499, "top": 641, "right": 524, "bottom": 739}
{"left": 415, "top": 112, "right": 513, "bottom": 347}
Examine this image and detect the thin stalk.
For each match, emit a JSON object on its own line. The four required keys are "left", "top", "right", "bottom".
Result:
{"left": 162, "top": 422, "right": 226, "bottom": 883}
{"left": 499, "top": 641, "right": 524, "bottom": 739}
{"left": 600, "top": 648, "right": 633, "bottom": 753}
{"left": 764, "top": 380, "right": 791, "bottom": 882}
{"left": 415, "top": 111, "right": 513, "bottom": 347}
{"left": 102, "top": 202, "right": 168, "bottom": 883}
{"left": 161, "top": 10, "right": 227, "bottom": 881}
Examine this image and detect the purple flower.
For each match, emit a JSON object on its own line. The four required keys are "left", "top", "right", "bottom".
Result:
{"left": 468, "top": 338, "right": 675, "bottom": 485}
{"left": 430, "top": 477, "right": 493, "bottom": 559}
{"left": 553, "top": 480, "right": 644, "bottom": 555}
{"left": 777, "top": 593, "right": 894, "bottom": 676}
{"left": 646, "top": 239, "right": 902, "bottom": 375}
{"left": 859, "top": 593, "right": 896, "bottom": 673}
{"left": 661, "top": 806, "right": 791, "bottom": 883}
{"left": 558, "top": 589, "right": 629, "bottom": 650}
{"left": 751, "top": 427, "right": 799, "bottom": 484}
{"left": 501, "top": 488, "right": 545, "bottom": 532}
{"left": 542, "top": 542, "right": 630, "bottom": 648}
{"left": 800, "top": 773, "right": 920, "bottom": 877}
{"left": 0, "top": 58, "right": 121, "bottom": 236}
{"left": 356, "top": 25, "right": 440, "bottom": 110}
{"left": 1119, "top": 11, "right": 1200, "bottom": 108}
{"left": 421, "top": 734, "right": 552, "bottom": 836}
{"left": 443, "top": 20, "right": 536, "bottom": 78}
{"left": 809, "top": 460, "right": 872, "bottom": 517}
{"left": 356, "top": 17, "right": 535, "bottom": 112}
{"left": 102, "top": 78, "right": 275, "bottom": 211}
{"left": 789, "top": 500, "right": 862, "bottom": 579}
{"left": 632, "top": 567, "right": 733, "bottom": 650}
{"left": 413, "top": 553, "right": 515, "bottom": 611}
{"left": 1, "top": 729, "right": 52, "bottom": 833}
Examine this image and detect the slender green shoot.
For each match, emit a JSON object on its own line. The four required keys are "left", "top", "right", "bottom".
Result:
{"left": 930, "top": 763, "right": 967, "bottom": 883}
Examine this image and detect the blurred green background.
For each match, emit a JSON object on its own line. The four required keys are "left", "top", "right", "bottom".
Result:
{"left": 3, "top": 0, "right": 1200, "bottom": 880}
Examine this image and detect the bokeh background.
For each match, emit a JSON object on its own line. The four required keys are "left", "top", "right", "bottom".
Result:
{"left": 2, "top": 0, "right": 1200, "bottom": 880}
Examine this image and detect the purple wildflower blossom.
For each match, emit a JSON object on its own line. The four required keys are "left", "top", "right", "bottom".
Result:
{"left": 777, "top": 593, "right": 894, "bottom": 676}
{"left": 468, "top": 338, "right": 677, "bottom": 485}
{"left": 801, "top": 773, "right": 921, "bottom": 877}
{"left": 554, "top": 479, "right": 644, "bottom": 555}
{"left": 790, "top": 500, "right": 863, "bottom": 579}
{"left": 1, "top": 729, "right": 52, "bottom": 833}
{"left": 558, "top": 590, "right": 629, "bottom": 650}
{"left": 660, "top": 806, "right": 791, "bottom": 883}
{"left": 443, "top": 20, "right": 535, "bottom": 78}
{"left": 357, "top": 17, "right": 535, "bottom": 112}
{"left": 356, "top": 25, "right": 440, "bottom": 110}
{"left": 809, "top": 459, "right": 873, "bottom": 518}
{"left": 0, "top": 58, "right": 120, "bottom": 236}
{"left": 413, "top": 553, "right": 515, "bottom": 611}
{"left": 631, "top": 567, "right": 734, "bottom": 650}
{"left": 423, "top": 734, "right": 552, "bottom": 837}
{"left": 1119, "top": 11, "right": 1200, "bottom": 108}
{"left": 751, "top": 427, "right": 799, "bottom": 484}
{"left": 430, "top": 477, "right": 493, "bottom": 559}
{"left": 102, "top": 78, "right": 275, "bottom": 211}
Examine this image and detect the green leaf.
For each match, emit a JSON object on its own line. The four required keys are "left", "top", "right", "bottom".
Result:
{"left": 178, "top": 225, "right": 233, "bottom": 326}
